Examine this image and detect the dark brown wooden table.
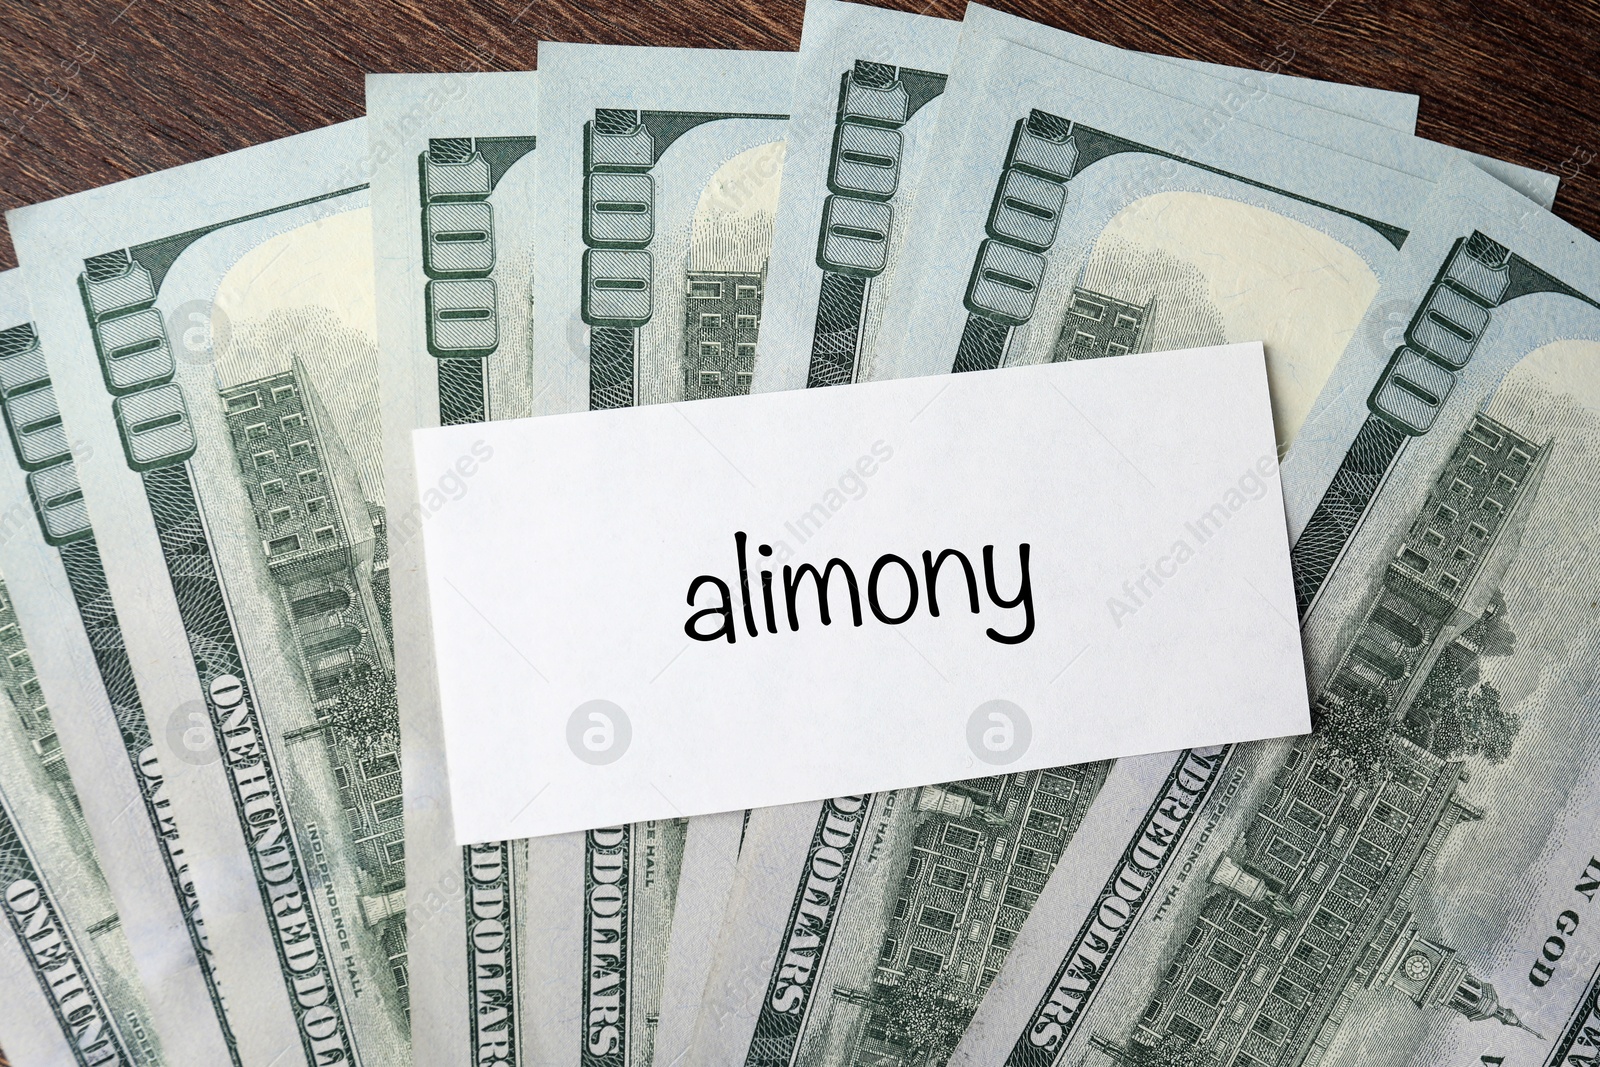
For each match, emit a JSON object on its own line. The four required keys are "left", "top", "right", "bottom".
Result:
{"left": 2, "top": 0, "right": 1597, "bottom": 271}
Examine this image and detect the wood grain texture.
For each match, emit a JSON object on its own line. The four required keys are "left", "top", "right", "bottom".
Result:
{"left": 0, "top": 0, "right": 1596, "bottom": 269}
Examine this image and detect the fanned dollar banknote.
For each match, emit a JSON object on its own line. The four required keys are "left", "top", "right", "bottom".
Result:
{"left": 9, "top": 120, "right": 411, "bottom": 1067}
{"left": 752, "top": 0, "right": 1466, "bottom": 396}
{"left": 0, "top": 271, "right": 172, "bottom": 1067}
{"left": 369, "top": 46, "right": 793, "bottom": 1067}
{"left": 687, "top": 22, "right": 1564, "bottom": 1067}
{"left": 872, "top": 36, "right": 1448, "bottom": 449}
{"left": 516, "top": 42, "right": 792, "bottom": 1066}
{"left": 870, "top": 30, "right": 1556, "bottom": 430}
{"left": 528, "top": 42, "right": 793, "bottom": 414}
{"left": 694, "top": 39, "right": 1430, "bottom": 1060}
{"left": 0, "top": 269, "right": 238, "bottom": 1066}
{"left": 368, "top": 70, "right": 541, "bottom": 1067}
{"left": 686, "top": 767, "right": 1112, "bottom": 1066}
{"left": 948, "top": 156, "right": 1600, "bottom": 1067}
{"left": 0, "top": 561, "right": 164, "bottom": 1067}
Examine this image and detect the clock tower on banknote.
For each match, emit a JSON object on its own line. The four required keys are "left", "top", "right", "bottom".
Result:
{"left": 1377, "top": 923, "right": 1541, "bottom": 1037}
{"left": 1105, "top": 414, "right": 1550, "bottom": 1067}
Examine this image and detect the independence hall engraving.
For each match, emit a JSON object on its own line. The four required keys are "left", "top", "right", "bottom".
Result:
{"left": 220, "top": 364, "right": 409, "bottom": 1007}
{"left": 1110, "top": 414, "right": 1548, "bottom": 1067}
{"left": 846, "top": 764, "right": 1108, "bottom": 1063}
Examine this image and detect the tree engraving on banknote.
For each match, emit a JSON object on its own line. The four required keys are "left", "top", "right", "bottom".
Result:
{"left": 0, "top": 318, "right": 239, "bottom": 1064}
{"left": 803, "top": 60, "right": 946, "bottom": 388}
{"left": 945, "top": 110, "right": 1408, "bottom": 378}
{"left": 0, "top": 565, "right": 158, "bottom": 1067}
{"left": 417, "top": 133, "right": 539, "bottom": 1067}
{"left": 740, "top": 766, "right": 1108, "bottom": 1067}
{"left": 996, "top": 229, "right": 1600, "bottom": 1067}
{"left": 65, "top": 190, "right": 412, "bottom": 1064}
{"left": 580, "top": 108, "right": 786, "bottom": 409}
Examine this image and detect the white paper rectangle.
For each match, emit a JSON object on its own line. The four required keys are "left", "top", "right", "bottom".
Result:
{"left": 416, "top": 342, "right": 1309, "bottom": 841}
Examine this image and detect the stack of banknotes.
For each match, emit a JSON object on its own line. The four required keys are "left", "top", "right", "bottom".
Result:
{"left": 1, "top": 1, "right": 1598, "bottom": 1065}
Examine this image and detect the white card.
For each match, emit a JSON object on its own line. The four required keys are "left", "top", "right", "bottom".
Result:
{"left": 415, "top": 342, "right": 1309, "bottom": 841}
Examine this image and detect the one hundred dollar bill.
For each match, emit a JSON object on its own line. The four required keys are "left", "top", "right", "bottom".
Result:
{"left": 686, "top": 766, "right": 1112, "bottom": 1066}
{"left": 0, "top": 272, "right": 237, "bottom": 1065}
{"left": 683, "top": 31, "right": 1451, "bottom": 1060}
{"left": 506, "top": 43, "right": 793, "bottom": 1067}
{"left": 753, "top": 0, "right": 1463, "bottom": 395}
{"left": 527, "top": 42, "right": 793, "bottom": 414}
{"left": 702, "top": 31, "right": 1558, "bottom": 1067}
{"left": 368, "top": 49, "right": 788, "bottom": 1065}
{"left": 9, "top": 120, "right": 410, "bottom": 1067}
{"left": 0, "top": 272, "right": 170, "bottom": 1067}
{"left": 0, "top": 564, "right": 164, "bottom": 1067}
{"left": 870, "top": 37, "right": 1449, "bottom": 452}
{"left": 527, "top": 820, "right": 691, "bottom": 1066}
{"left": 655, "top": 809, "right": 749, "bottom": 1067}
{"left": 954, "top": 4, "right": 1557, "bottom": 208}
{"left": 949, "top": 157, "right": 1600, "bottom": 1067}
{"left": 368, "top": 70, "right": 541, "bottom": 1067}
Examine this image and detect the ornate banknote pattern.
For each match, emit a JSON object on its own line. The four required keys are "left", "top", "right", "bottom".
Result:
{"left": 870, "top": 38, "right": 1444, "bottom": 456}
{"left": 0, "top": 272, "right": 239, "bottom": 1067}
{"left": 949, "top": 164, "right": 1600, "bottom": 1067}
{"left": 814, "top": 36, "right": 1584, "bottom": 1067}
{"left": 416, "top": 128, "right": 538, "bottom": 1067}
{"left": 369, "top": 71, "right": 543, "bottom": 1067}
{"left": 521, "top": 44, "right": 794, "bottom": 1066}
{"left": 522, "top": 818, "right": 693, "bottom": 1067}
{"left": 529, "top": 44, "right": 793, "bottom": 415}
{"left": 12, "top": 120, "right": 410, "bottom": 1067}
{"left": 686, "top": 24, "right": 1491, "bottom": 1067}
{"left": 588, "top": 821, "right": 690, "bottom": 1067}
{"left": 750, "top": 0, "right": 959, "bottom": 393}
{"left": 0, "top": 570, "right": 164, "bottom": 1067}
{"left": 750, "top": 0, "right": 1460, "bottom": 397}
{"left": 692, "top": 767, "right": 1110, "bottom": 1067}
